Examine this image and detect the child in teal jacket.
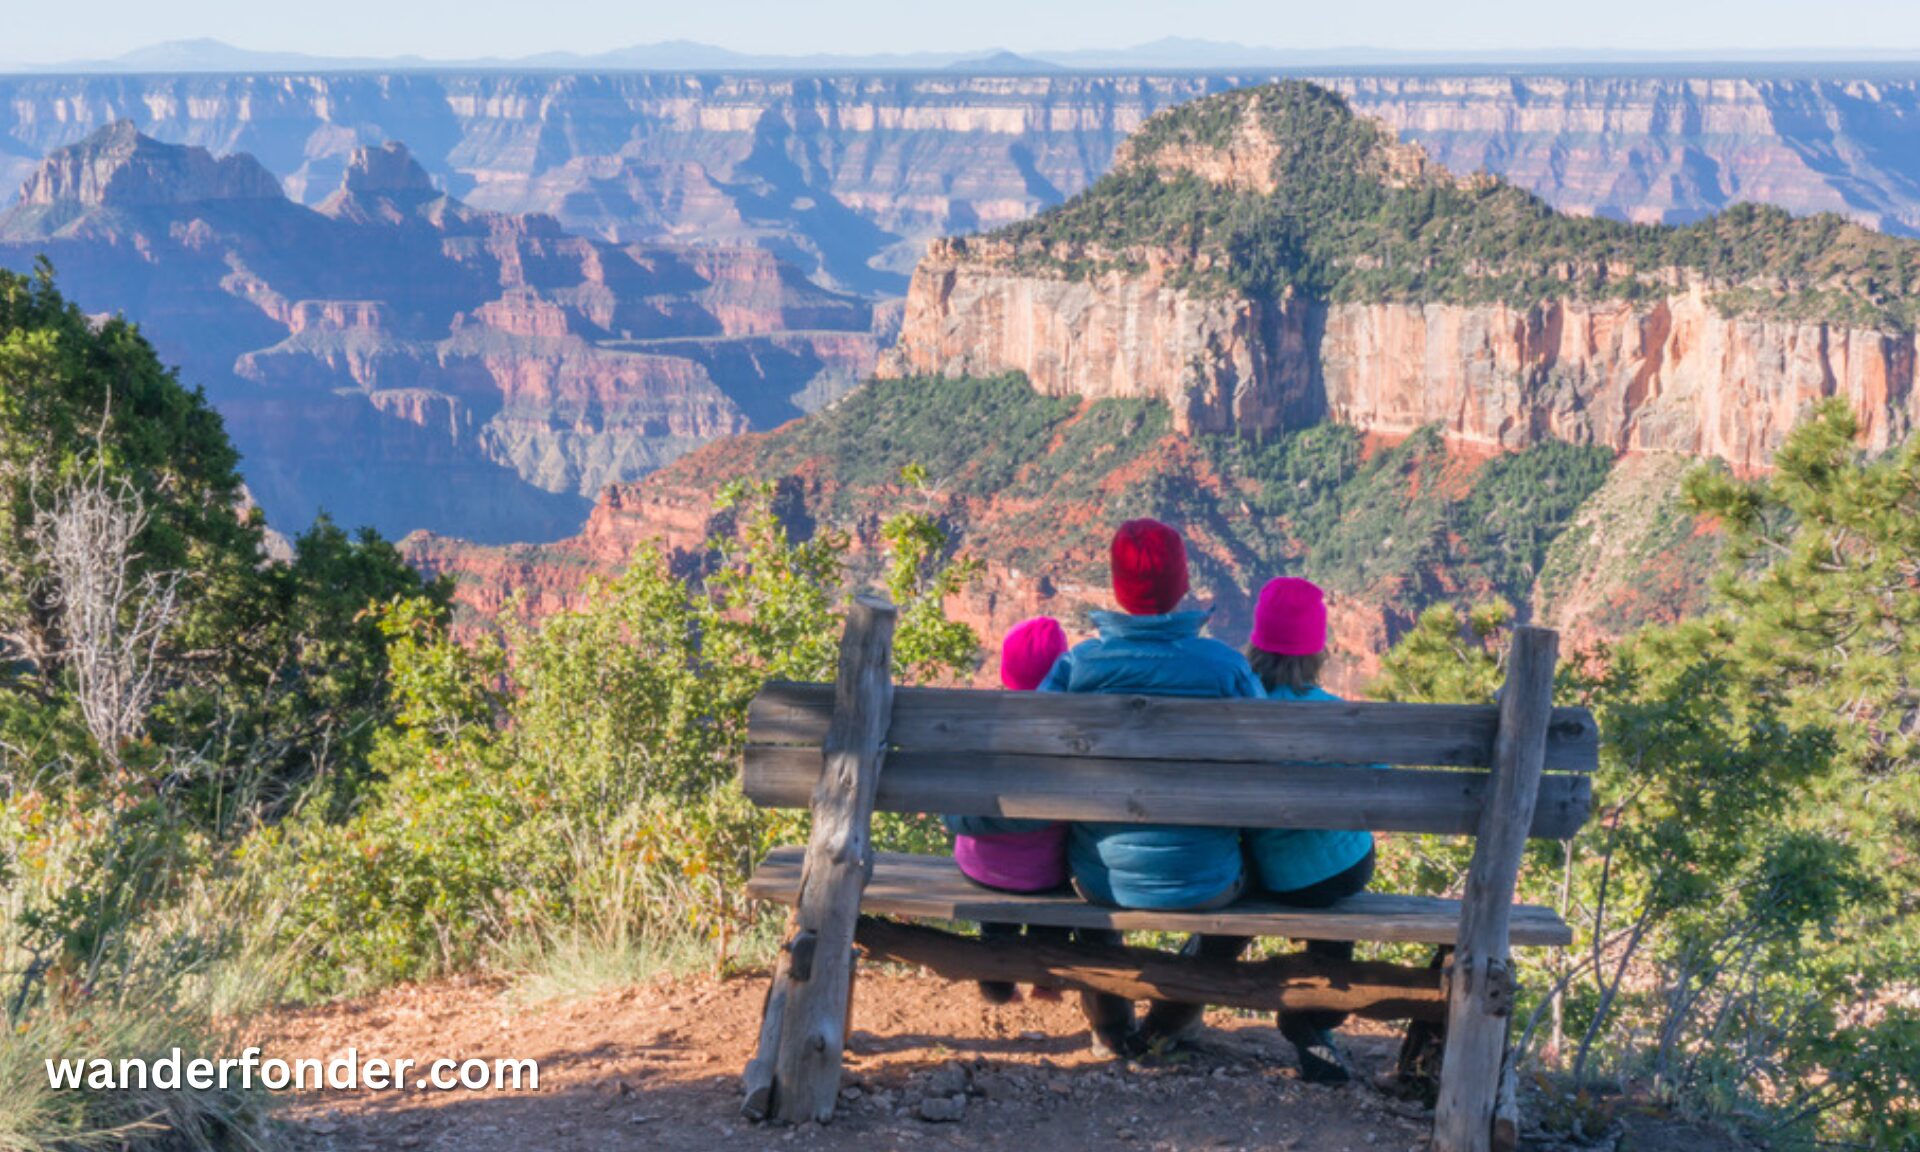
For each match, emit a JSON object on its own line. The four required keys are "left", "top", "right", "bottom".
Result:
{"left": 1247, "top": 577, "right": 1376, "bottom": 1081}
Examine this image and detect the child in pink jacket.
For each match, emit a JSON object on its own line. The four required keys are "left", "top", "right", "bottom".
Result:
{"left": 945, "top": 616, "right": 1072, "bottom": 1002}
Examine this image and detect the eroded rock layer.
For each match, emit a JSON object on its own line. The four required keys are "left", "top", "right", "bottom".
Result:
{"left": 0, "top": 126, "right": 878, "bottom": 542}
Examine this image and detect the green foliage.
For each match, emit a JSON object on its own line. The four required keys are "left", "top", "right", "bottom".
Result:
{"left": 0, "top": 265, "right": 441, "bottom": 819}
{"left": 260, "top": 480, "right": 982, "bottom": 996}
{"left": 1371, "top": 404, "right": 1920, "bottom": 1147}
{"left": 996, "top": 83, "right": 1920, "bottom": 330}
{"left": 765, "top": 373, "right": 1079, "bottom": 496}
{"left": 1199, "top": 423, "right": 1612, "bottom": 608}
{"left": 0, "top": 266, "right": 433, "bottom": 1145}
{"left": 1458, "top": 442, "right": 1616, "bottom": 599}
{"left": 1371, "top": 601, "right": 1510, "bottom": 706}
{"left": 884, "top": 468, "right": 985, "bottom": 684}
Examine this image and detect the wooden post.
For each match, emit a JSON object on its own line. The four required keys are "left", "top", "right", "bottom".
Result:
{"left": 1433, "top": 626, "right": 1557, "bottom": 1152}
{"left": 767, "top": 594, "right": 896, "bottom": 1124}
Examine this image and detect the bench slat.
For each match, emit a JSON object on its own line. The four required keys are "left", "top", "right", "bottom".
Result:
{"left": 742, "top": 745, "right": 1593, "bottom": 839}
{"left": 745, "top": 848, "right": 1573, "bottom": 947}
{"left": 747, "top": 682, "right": 1599, "bottom": 772}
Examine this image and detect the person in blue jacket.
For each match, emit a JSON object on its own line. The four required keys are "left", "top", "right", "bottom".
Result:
{"left": 1039, "top": 518, "right": 1264, "bottom": 1054}
{"left": 1135, "top": 576, "right": 1377, "bottom": 1082}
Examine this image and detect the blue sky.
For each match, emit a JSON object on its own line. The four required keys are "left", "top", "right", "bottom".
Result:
{"left": 5, "top": 0, "right": 1919, "bottom": 63}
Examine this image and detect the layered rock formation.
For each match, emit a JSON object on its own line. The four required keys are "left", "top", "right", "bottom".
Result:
{"left": 892, "top": 253, "right": 1917, "bottom": 474}
{"left": 5, "top": 71, "right": 1920, "bottom": 295}
{"left": 0, "top": 126, "right": 879, "bottom": 542}
{"left": 411, "top": 81, "right": 1920, "bottom": 681}
{"left": 886, "top": 86, "right": 1920, "bottom": 474}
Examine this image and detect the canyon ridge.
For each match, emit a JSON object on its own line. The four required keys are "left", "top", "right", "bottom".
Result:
{"left": 408, "top": 81, "right": 1919, "bottom": 683}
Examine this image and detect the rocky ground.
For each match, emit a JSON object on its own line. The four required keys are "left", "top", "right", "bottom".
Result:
{"left": 257, "top": 967, "right": 1760, "bottom": 1152}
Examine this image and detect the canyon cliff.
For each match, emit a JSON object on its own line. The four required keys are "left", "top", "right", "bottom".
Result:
{"left": 0, "top": 126, "right": 879, "bottom": 542}
{"left": 884, "top": 85, "right": 1920, "bottom": 475}
{"left": 889, "top": 245, "right": 1917, "bottom": 474}
{"left": 3, "top": 72, "right": 1920, "bottom": 297}
{"left": 412, "top": 82, "right": 1919, "bottom": 683}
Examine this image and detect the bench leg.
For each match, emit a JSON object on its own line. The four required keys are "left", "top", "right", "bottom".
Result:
{"left": 741, "top": 913, "right": 802, "bottom": 1120}
{"left": 1072, "top": 928, "right": 1136, "bottom": 1055}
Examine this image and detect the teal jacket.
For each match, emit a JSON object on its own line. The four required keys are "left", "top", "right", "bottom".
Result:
{"left": 1039, "top": 610, "right": 1263, "bottom": 910}
{"left": 1245, "top": 683, "right": 1378, "bottom": 895}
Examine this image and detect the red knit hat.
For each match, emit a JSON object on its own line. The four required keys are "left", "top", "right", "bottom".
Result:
{"left": 1110, "top": 519, "right": 1190, "bottom": 616}
{"left": 1250, "top": 577, "right": 1328, "bottom": 656}
{"left": 1000, "top": 617, "right": 1068, "bottom": 691}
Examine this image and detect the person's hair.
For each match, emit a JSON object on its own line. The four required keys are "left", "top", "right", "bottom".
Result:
{"left": 1247, "top": 647, "right": 1327, "bottom": 695}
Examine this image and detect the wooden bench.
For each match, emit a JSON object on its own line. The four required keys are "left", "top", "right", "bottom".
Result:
{"left": 738, "top": 594, "right": 1596, "bottom": 1152}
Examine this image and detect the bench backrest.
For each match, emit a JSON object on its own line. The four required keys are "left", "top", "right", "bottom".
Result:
{"left": 744, "top": 679, "right": 1596, "bottom": 840}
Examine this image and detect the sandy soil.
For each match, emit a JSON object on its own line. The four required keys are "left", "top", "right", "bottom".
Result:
{"left": 255, "top": 967, "right": 1760, "bottom": 1152}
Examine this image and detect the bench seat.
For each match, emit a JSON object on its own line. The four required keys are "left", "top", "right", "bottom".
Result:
{"left": 746, "top": 846, "right": 1572, "bottom": 947}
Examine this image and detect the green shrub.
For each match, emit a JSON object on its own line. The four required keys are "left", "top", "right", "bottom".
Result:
{"left": 257, "top": 480, "right": 982, "bottom": 998}
{"left": 1371, "top": 404, "right": 1920, "bottom": 1148}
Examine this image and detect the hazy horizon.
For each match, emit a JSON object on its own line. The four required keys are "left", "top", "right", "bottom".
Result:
{"left": 5, "top": 0, "right": 1920, "bottom": 68}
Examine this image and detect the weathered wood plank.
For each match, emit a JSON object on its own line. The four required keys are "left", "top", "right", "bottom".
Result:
{"left": 769, "top": 595, "right": 896, "bottom": 1125}
{"left": 1434, "top": 626, "right": 1559, "bottom": 1152}
{"left": 742, "top": 745, "right": 1592, "bottom": 839}
{"left": 747, "top": 848, "right": 1574, "bottom": 947}
{"left": 747, "top": 681, "right": 1599, "bottom": 771}
{"left": 854, "top": 916, "right": 1450, "bottom": 1023}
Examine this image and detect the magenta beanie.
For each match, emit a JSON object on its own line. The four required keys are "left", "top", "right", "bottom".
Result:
{"left": 1000, "top": 616, "right": 1069, "bottom": 691}
{"left": 1250, "top": 577, "right": 1328, "bottom": 656}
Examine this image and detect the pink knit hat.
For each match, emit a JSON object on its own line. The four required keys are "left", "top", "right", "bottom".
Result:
{"left": 1250, "top": 577, "right": 1328, "bottom": 656}
{"left": 1000, "top": 616, "right": 1069, "bottom": 691}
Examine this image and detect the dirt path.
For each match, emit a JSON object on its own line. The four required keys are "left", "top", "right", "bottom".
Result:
{"left": 257, "top": 968, "right": 1756, "bottom": 1151}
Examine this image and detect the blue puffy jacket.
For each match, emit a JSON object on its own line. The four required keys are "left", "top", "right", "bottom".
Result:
{"left": 1038, "top": 610, "right": 1263, "bottom": 910}
{"left": 1244, "top": 684, "right": 1379, "bottom": 895}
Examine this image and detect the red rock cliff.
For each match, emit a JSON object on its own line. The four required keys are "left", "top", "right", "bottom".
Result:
{"left": 885, "top": 114, "right": 1918, "bottom": 473}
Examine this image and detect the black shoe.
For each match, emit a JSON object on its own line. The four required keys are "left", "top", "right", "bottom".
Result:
{"left": 977, "top": 980, "right": 1018, "bottom": 1005}
{"left": 1281, "top": 1023, "right": 1352, "bottom": 1085}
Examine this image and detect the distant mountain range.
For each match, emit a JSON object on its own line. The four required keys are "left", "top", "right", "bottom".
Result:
{"left": 0, "top": 125, "right": 881, "bottom": 542}
{"left": 7, "top": 36, "right": 1920, "bottom": 75}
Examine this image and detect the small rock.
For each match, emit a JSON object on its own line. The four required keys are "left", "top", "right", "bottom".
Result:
{"left": 629, "top": 1113, "right": 660, "bottom": 1125}
{"left": 841, "top": 1085, "right": 864, "bottom": 1101}
{"left": 917, "top": 1094, "right": 966, "bottom": 1123}
{"left": 926, "top": 1061, "right": 970, "bottom": 1097}
{"left": 306, "top": 1122, "right": 340, "bottom": 1136}
{"left": 972, "top": 1072, "right": 1015, "bottom": 1098}
{"left": 1019, "top": 1030, "right": 1047, "bottom": 1041}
